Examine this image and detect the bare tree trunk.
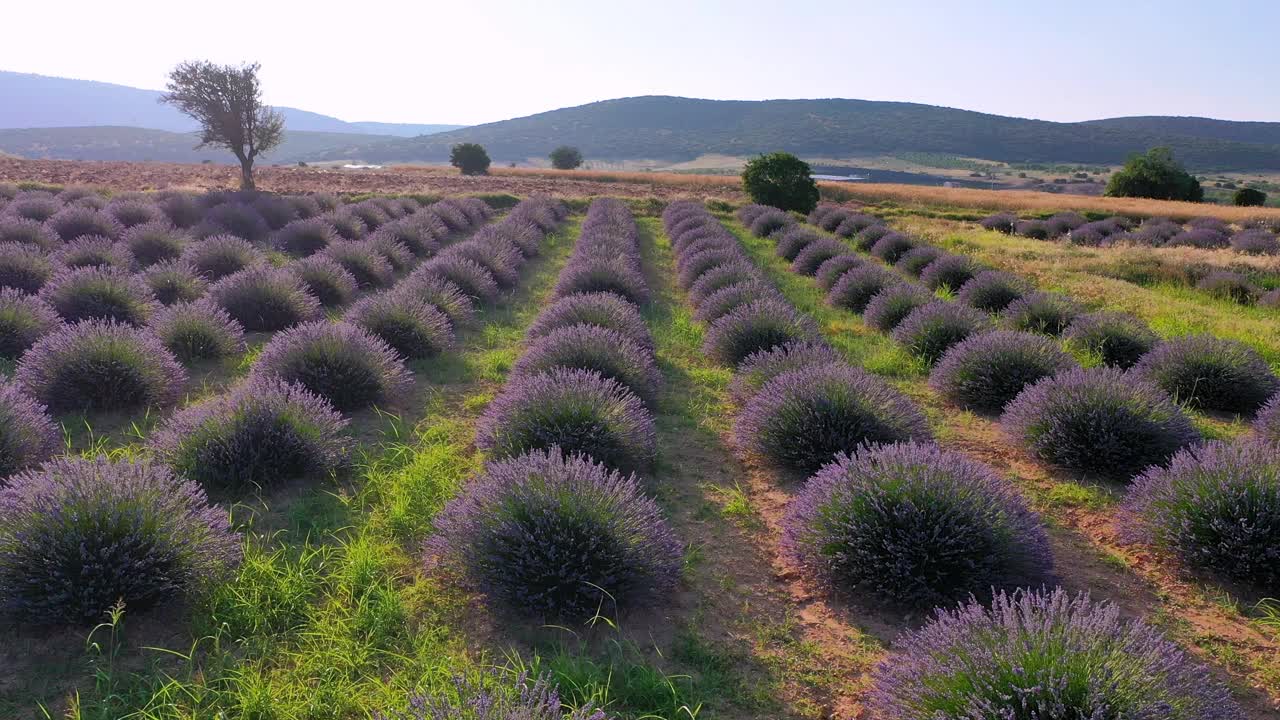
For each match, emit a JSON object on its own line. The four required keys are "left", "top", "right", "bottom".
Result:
{"left": 239, "top": 157, "right": 256, "bottom": 191}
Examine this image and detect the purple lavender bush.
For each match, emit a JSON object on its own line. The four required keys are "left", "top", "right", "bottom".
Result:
{"left": 181, "top": 234, "right": 267, "bottom": 282}
{"left": 1196, "top": 270, "right": 1260, "bottom": 303}
{"left": 398, "top": 269, "right": 476, "bottom": 328}
{"left": 1126, "top": 439, "right": 1280, "bottom": 591}
{"left": 427, "top": 449, "right": 680, "bottom": 620}
{"left": 156, "top": 193, "right": 203, "bottom": 229}
{"left": 554, "top": 257, "right": 651, "bottom": 306}
{"left": 894, "top": 246, "right": 943, "bottom": 277}
{"left": 918, "top": 254, "right": 980, "bottom": 292}
{"left": 1168, "top": 228, "right": 1229, "bottom": 249}
{"left": 420, "top": 255, "right": 499, "bottom": 303}
{"left": 955, "top": 270, "right": 1030, "bottom": 313}
{"left": 251, "top": 321, "right": 411, "bottom": 412}
{"left": 867, "top": 588, "right": 1245, "bottom": 720}
{"left": 0, "top": 288, "right": 62, "bottom": 360}
{"left": 143, "top": 260, "right": 208, "bottom": 306}
{"left": 147, "top": 301, "right": 246, "bottom": 362}
{"left": 892, "top": 301, "right": 991, "bottom": 365}
{"left": 514, "top": 325, "right": 658, "bottom": 404}
{"left": 475, "top": 368, "right": 656, "bottom": 472}
{"left": 813, "top": 254, "right": 863, "bottom": 292}
{"left": 323, "top": 210, "right": 367, "bottom": 241}
{"left": 52, "top": 236, "right": 135, "bottom": 271}
{"left": 854, "top": 224, "right": 893, "bottom": 252}
{"left": 0, "top": 457, "right": 241, "bottom": 624}
{"left": 1002, "top": 366, "right": 1200, "bottom": 478}
{"left": 1001, "top": 291, "right": 1082, "bottom": 335}
{"left": 1013, "top": 219, "right": 1050, "bottom": 240}
{"left": 273, "top": 217, "right": 338, "bottom": 257}
{"left": 526, "top": 292, "right": 654, "bottom": 353}
{"left": 0, "top": 217, "right": 58, "bottom": 251}
{"left": 288, "top": 255, "right": 359, "bottom": 308}
{"left": 0, "top": 383, "right": 61, "bottom": 478}
{"left": 827, "top": 265, "right": 899, "bottom": 313}
{"left": 346, "top": 291, "right": 455, "bottom": 360}
{"left": 39, "top": 266, "right": 157, "bottom": 326}
{"left": 735, "top": 363, "right": 931, "bottom": 476}
{"left": 1062, "top": 311, "right": 1159, "bottom": 369}
{"left": 207, "top": 267, "right": 324, "bottom": 333}
{"left": 676, "top": 248, "right": 744, "bottom": 290}
{"left": 105, "top": 200, "right": 164, "bottom": 229}
{"left": 150, "top": 377, "right": 349, "bottom": 494}
{"left": 47, "top": 206, "right": 123, "bottom": 242}
{"left": 344, "top": 202, "right": 390, "bottom": 234}
{"left": 930, "top": 330, "right": 1077, "bottom": 413}
{"left": 687, "top": 260, "right": 762, "bottom": 307}
{"left": 834, "top": 213, "right": 880, "bottom": 239}
{"left": 194, "top": 202, "right": 270, "bottom": 243}
{"left": 729, "top": 339, "right": 841, "bottom": 404}
{"left": 374, "top": 672, "right": 605, "bottom": 720}
{"left": 979, "top": 213, "right": 1017, "bottom": 234}
{"left": 703, "top": 298, "right": 820, "bottom": 367}
{"left": 1230, "top": 229, "right": 1279, "bottom": 255}
{"left": 441, "top": 240, "right": 522, "bottom": 288}
{"left": 775, "top": 226, "right": 820, "bottom": 261}
{"left": 748, "top": 208, "right": 794, "bottom": 237}
{"left": 374, "top": 220, "right": 440, "bottom": 259}
{"left": 868, "top": 232, "right": 917, "bottom": 264}
{"left": 694, "top": 280, "right": 783, "bottom": 324}
{"left": 6, "top": 196, "right": 62, "bottom": 223}
{"left": 122, "top": 221, "right": 188, "bottom": 268}
{"left": 1133, "top": 334, "right": 1278, "bottom": 414}
{"left": 1258, "top": 394, "right": 1280, "bottom": 443}
{"left": 862, "top": 283, "right": 932, "bottom": 332}
{"left": 783, "top": 441, "right": 1050, "bottom": 606}
{"left": 791, "top": 239, "right": 847, "bottom": 276}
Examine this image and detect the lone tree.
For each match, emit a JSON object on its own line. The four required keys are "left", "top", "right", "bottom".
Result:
{"left": 160, "top": 61, "right": 284, "bottom": 191}
{"left": 1104, "top": 147, "right": 1203, "bottom": 202}
{"left": 451, "top": 143, "right": 491, "bottom": 175}
{"left": 742, "top": 152, "right": 820, "bottom": 213}
{"left": 549, "top": 146, "right": 584, "bottom": 170}
{"left": 1233, "top": 187, "right": 1267, "bottom": 207}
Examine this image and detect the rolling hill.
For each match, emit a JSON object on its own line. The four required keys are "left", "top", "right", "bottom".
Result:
{"left": 0, "top": 126, "right": 400, "bottom": 165}
{"left": 0, "top": 71, "right": 464, "bottom": 137}
{"left": 318, "top": 96, "right": 1280, "bottom": 171}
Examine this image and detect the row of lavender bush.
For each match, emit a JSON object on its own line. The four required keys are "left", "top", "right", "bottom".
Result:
{"left": 428, "top": 198, "right": 681, "bottom": 625}
{"left": 0, "top": 192, "right": 568, "bottom": 627}
{"left": 736, "top": 203, "right": 1253, "bottom": 718}
{"left": 688, "top": 202, "right": 1247, "bottom": 718}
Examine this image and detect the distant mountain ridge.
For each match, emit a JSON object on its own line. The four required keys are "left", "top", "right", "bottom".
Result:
{"left": 0, "top": 71, "right": 464, "bottom": 137}
{"left": 321, "top": 96, "right": 1280, "bottom": 171}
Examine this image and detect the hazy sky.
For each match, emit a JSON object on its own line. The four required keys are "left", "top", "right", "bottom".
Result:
{"left": 2, "top": 0, "right": 1275, "bottom": 126}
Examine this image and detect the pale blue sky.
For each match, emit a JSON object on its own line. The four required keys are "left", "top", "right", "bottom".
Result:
{"left": 1, "top": 0, "right": 1275, "bottom": 126}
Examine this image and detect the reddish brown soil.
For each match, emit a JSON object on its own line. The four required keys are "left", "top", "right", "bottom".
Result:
{"left": 0, "top": 158, "right": 743, "bottom": 201}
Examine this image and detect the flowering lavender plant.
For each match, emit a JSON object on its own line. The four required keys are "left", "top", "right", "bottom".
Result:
{"left": 0, "top": 383, "right": 61, "bottom": 478}
{"left": 703, "top": 298, "right": 820, "bottom": 367}
{"left": 931, "top": 330, "right": 1077, "bottom": 413}
{"left": 1134, "top": 334, "right": 1278, "bottom": 414}
{"left": 251, "top": 321, "right": 412, "bottom": 412}
{"left": 1062, "top": 311, "right": 1159, "bottom": 369}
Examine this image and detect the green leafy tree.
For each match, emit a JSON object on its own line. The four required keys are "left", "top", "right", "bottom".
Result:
{"left": 160, "top": 61, "right": 284, "bottom": 191}
{"left": 1104, "top": 147, "right": 1203, "bottom": 202}
{"left": 450, "top": 143, "right": 491, "bottom": 175}
{"left": 549, "top": 146, "right": 584, "bottom": 170}
{"left": 742, "top": 152, "right": 820, "bottom": 213}
{"left": 1233, "top": 187, "right": 1267, "bottom": 207}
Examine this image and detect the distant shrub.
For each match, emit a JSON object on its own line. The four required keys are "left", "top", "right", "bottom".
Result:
{"left": 979, "top": 213, "right": 1017, "bottom": 234}
{"left": 735, "top": 363, "right": 931, "bottom": 476}
{"left": 775, "top": 227, "right": 820, "bottom": 261}
{"left": 919, "top": 254, "right": 980, "bottom": 291}
{"left": 1168, "top": 228, "right": 1229, "bottom": 249}
{"left": 816, "top": 208, "right": 850, "bottom": 232}
{"left": 549, "top": 145, "right": 585, "bottom": 170}
{"left": 144, "top": 260, "right": 208, "bottom": 306}
{"left": 688, "top": 260, "right": 761, "bottom": 306}
{"left": 375, "top": 672, "right": 606, "bottom": 720}
{"left": 105, "top": 200, "right": 164, "bottom": 229}
{"left": 151, "top": 377, "right": 348, "bottom": 494}
{"left": 1001, "top": 291, "right": 1082, "bottom": 335}
{"left": 1127, "top": 439, "right": 1280, "bottom": 591}
{"left": 207, "top": 267, "right": 323, "bottom": 333}
{"left": 868, "top": 588, "right": 1243, "bottom": 720}
{"left": 0, "top": 216, "right": 58, "bottom": 251}
{"left": 1002, "top": 366, "right": 1199, "bottom": 478}
{"left": 1131, "top": 217, "right": 1182, "bottom": 245}
{"left": 0, "top": 457, "right": 240, "bottom": 624}
{"left": 894, "top": 246, "right": 943, "bottom": 277}
{"left": 476, "top": 368, "right": 656, "bottom": 471}
{"left": 1134, "top": 334, "right": 1278, "bottom": 414}
{"left": 1230, "top": 229, "right": 1279, "bottom": 255}
{"left": 814, "top": 254, "right": 863, "bottom": 291}
{"left": 39, "top": 266, "right": 156, "bottom": 326}
{"left": 1067, "top": 220, "right": 1121, "bottom": 247}
{"left": 16, "top": 320, "right": 186, "bottom": 412}
{"left": 827, "top": 265, "right": 898, "bottom": 313}
{"left": 346, "top": 291, "right": 454, "bottom": 360}
{"left": 450, "top": 143, "right": 492, "bottom": 175}
{"left": 1196, "top": 270, "right": 1260, "bottom": 303}
{"left": 527, "top": 292, "right": 653, "bottom": 352}
{"left": 791, "top": 238, "right": 847, "bottom": 276}
{"left": 47, "top": 206, "right": 123, "bottom": 242}
{"left": 251, "top": 321, "right": 411, "bottom": 412}
{"left": 863, "top": 283, "right": 932, "bottom": 332}
{"left": 195, "top": 203, "right": 270, "bottom": 243}
{"left": 0, "top": 383, "right": 60, "bottom": 478}
{"left": 730, "top": 340, "right": 841, "bottom": 404}
{"left": 273, "top": 217, "right": 337, "bottom": 257}
{"left": 834, "top": 214, "right": 880, "bottom": 240}
{"left": 1233, "top": 187, "right": 1267, "bottom": 207}
{"left": 930, "top": 330, "right": 1077, "bottom": 413}
{"left": 893, "top": 301, "right": 991, "bottom": 365}
{"left": 514, "top": 325, "right": 658, "bottom": 403}
{"left": 869, "top": 232, "right": 917, "bottom": 264}
{"left": 1014, "top": 219, "right": 1050, "bottom": 240}
{"left": 122, "top": 221, "right": 188, "bottom": 267}
{"left": 428, "top": 449, "right": 679, "bottom": 620}
{"left": 956, "top": 270, "right": 1029, "bottom": 313}
{"left": 855, "top": 224, "right": 892, "bottom": 250}
{"left": 553, "top": 257, "right": 650, "bottom": 305}
{"left": 398, "top": 269, "right": 476, "bottom": 328}
{"left": 704, "top": 298, "right": 819, "bottom": 367}
{"left": 53, "top": 236, "right": 135, "bottom": 271}
{"left": 324, "top": 241, "right": 397, "bottom": 290}
{"left": 148, "top": 301, "right": 245, "bottom": 362}
{"left": 741, "top": 152, "right": 819, "bottom": 213}
{"left": 1045, "top": 212, "right": 1088, "bottom": 237}
{"left": 1105, "top": 147, "right": 1203, "bottom": 202}
{"left": 783, "top": 442, "right": 1049, "bottom": 605}
{"left": 1062, "top": 311, "right": 1159, "bottom": 368}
